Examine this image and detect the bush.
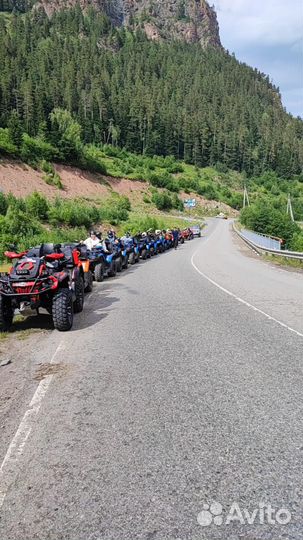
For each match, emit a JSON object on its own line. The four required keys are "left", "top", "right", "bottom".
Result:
{"left": 20, "top": 134, "right": 58, "bottom": 163}
{"left": 0, "top": 192, "right": 8, "bottom": 216}
{"left": 171, "top": 193, "right": 184, "bottom": 211}
{"left": 40, "top": 160, "right": 63, "bottom": 189}
{"left": 152, "top": 192, "right": 173, "bottom": 210}
{"left": 50, "top": 108, "right": 82, "bottom": 161}
{"left": 148, "top": 171, "right": 179, "bottom": 192}
{"left": 80, "top": 145, "right": 107, "bottom": 174}
{"left": 122, "top": 215, "right": 160, "bottom": 235}
{"left": 0, "top": 128, "right": 17, "bottom": 156}
{"left": 25, "top": 192, "right": 49, "bottom": 220}
{"left": 215, "top": 162, "right": 229, "bottom": 174}
{"left": 240, "top": 201, "right": 300, "bottom": 246}
{"left": 48, "top": 199, "right": 100, "bottom": 228}
{"left": 3, "top": 207, "right": 43, "bottom": 236}
{"left": 100, "top": 194, "right": 131, "bottom": 224}
{"left": 197, "top": 182, "right": 218, "bottom": 200}
{"left": 289, "top": 232, "right": 303, "bottom": 251}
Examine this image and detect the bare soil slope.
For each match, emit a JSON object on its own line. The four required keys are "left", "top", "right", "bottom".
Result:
{"left": 0, "top": 159, "right": 236, "bottom": 215}
{"left": 0, "top": 160, "right": 149, "bottom": 203}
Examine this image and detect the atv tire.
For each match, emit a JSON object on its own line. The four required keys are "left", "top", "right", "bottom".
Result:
{"left": 128, "top": 252, "right": 136, "bottom": 265}
{"left": 116, "top": 257, "right": 122, "bottom": 273}
{"left": 84, "top": 271, "right": 93, "bottom": 293}
{"left": 0, "top": 295, "right": 13, "bottom": 331}
{"left": 94, "top": 262, "right": 105, "bottom": 282}
{"left": 108, "top": 261, "right": 117, "bottom": 278}
{"left": 74, "top": 276, "right": 84, "bottom": 313}
{"left": 141, "top": 249, "right": 147, "bottom": 260}
{"left": 52, "top": 289, "right": 73, "bottom": 331}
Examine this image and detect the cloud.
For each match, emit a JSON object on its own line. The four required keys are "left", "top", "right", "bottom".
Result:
{"left": 214, "top": 0, "right": 303, "bottom": 46}
{"left": 212, "top": 0, "right": 303, "bottom": 116}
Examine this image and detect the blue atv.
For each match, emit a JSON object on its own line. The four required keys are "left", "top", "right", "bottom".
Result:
{"left": 134, "top": 235, "right": 149, "bottom": 260}
{"left": 91, "top": 244, "right": 121, "bottom": 282}
{"left": 118, "top": 236, "right": 138, "bottom": 269}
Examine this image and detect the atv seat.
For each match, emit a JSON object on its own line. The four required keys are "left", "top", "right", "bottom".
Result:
{"left": 27, "top": 244, "right": 61, "bottom": 258}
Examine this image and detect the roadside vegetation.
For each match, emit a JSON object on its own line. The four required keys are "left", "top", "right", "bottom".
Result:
{"left": 239, "top": 171, "right": 303, "bottom": 250}
{"left": 262, "top": 254, "right": 303, "bottom": 270}
{"left": 0, "top": 190, "right": 201, "bottom": 263}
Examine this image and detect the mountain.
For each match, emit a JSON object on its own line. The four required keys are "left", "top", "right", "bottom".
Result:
{"left": 32, "top": 0, "right": 222, "bottom": 47}
{"left": 0, "top": 1, "right": 302, "bottom": 178}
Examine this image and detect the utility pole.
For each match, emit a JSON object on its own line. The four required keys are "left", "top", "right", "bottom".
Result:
{"left": 243, "top": 185, "right": 250, "bottom": 208}
{"left": 287, "top": 193, "right": 294, "bottom": 222}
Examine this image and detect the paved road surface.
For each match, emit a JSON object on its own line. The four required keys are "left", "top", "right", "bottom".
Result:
{"left": 0, "top": 219, "right": 302, "bottom": 540}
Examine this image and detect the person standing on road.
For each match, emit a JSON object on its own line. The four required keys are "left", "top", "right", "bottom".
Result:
{"left": 172, "top": 228, "right": 179, "bottom": 250}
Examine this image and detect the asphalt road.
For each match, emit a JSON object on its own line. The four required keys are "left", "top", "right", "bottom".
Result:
{"left": 0, "top": 219, "right": 302, "bottom": 540}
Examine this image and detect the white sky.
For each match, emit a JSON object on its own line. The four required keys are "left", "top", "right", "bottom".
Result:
{"left": 212, "top": 0, "right": 303, "bottom": 117}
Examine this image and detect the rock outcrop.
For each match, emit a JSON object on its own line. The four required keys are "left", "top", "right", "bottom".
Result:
{"left": 35, "top": 0, "right": 222, "bottom": 48}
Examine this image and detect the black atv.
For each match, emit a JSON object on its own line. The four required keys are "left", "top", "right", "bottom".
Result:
{"left": 0, "top": 243, "right": 84, "bottom": 332}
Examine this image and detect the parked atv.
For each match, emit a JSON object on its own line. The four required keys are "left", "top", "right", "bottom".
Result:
{"left": 120, "top": 236, "right": 139, "bottom": 266}
{"left": 62, "top": 243, "right": 97, "bottom": 293}
{"left": 91, "top": 243, "right": 122, "bottom": 282}
{"left": 0, "top": 243, "right": 84, "bottom": 332}
{"left": 134, "top": 235, "right": 149, "bottom": 260}
{"left": 181, "top": 228, "right": 194, "bottom": 241}
{"left": 164, "top": 231, "right": 174, "bottom": 249}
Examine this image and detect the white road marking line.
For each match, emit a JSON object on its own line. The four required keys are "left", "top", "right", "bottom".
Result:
{"left": 0, "top": 340, "right": 64, "bottom": 509}
{"left": 191, "top": 250, "right": 303, "bottom": 339}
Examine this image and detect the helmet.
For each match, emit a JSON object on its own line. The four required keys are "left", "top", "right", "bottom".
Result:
{"left": 90, "top": 230, "right": 97, "bottom": 236}
{"left": 155, "top": 230, "right": 161, "bottom": 235}
{"left": 142, "top": 232, "right": 147, "bottom": 238}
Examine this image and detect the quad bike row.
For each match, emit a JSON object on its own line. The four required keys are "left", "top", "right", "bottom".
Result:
{"left": 0, "top": 227, "right": 199, "bottom": 332}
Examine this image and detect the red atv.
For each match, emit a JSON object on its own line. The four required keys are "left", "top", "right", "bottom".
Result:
{"left": 181, "top": 228, "right": 194, "bottom": 241}
{"left": 0, "top": 243, "right": 84, "bottom": 332}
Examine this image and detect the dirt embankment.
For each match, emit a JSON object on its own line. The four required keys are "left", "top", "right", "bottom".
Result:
{"left": 0, "top": 159, "right": 237, "bottom": 215}
{"left": 0, "top": 160, "right": 150, "bottom": 203}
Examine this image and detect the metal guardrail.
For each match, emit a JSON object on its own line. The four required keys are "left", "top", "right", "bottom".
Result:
{"left": 241, "top": 229, "right": 282, "bottom": 251}
{"left": 233, "top": 223, "right": 303, "bottom": 261}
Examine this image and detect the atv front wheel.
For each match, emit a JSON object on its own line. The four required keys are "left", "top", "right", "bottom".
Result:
{"left": 141, "top": 249, "right": 147, "bottom": 260}
{"left": 116, "top": 257, "right": 123, "bottom": 273}
{"left": 94, "top": 262, "right": 105, "bottom": 282}
{"left": 128, "top": 252, "right": 136, "bottom": 265}
{"left": 84, "top": 271, "right": 93, "bottom": 293}
{"left": 122, "top": 256, "right": 128, "bottom": 269}
{"left": 108, "top": 261, "right": 117, "bottom": 277}
{"left": 0, "top": 295, "right": 13, "bottom": 331}
{"left": 74, "top": 276, "right": 84, "bottom": 313}
{"left": 52, "top": 289, "right": 73, "bottom": 331}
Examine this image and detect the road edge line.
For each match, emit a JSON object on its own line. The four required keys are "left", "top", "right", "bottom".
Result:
{"left": 191, "top": 250, "right": 303, "bottom": 339}
{"left": 0, "top": 340, "right": 64, "bottom": 509}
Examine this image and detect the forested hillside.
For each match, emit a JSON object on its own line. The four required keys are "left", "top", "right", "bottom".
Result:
{"left": 0, "top": 6, "right": 302, "bottom": 178}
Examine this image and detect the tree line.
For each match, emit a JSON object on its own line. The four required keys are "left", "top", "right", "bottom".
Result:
{"left": 0, "top": 5, "right": 302, "bottom": 178}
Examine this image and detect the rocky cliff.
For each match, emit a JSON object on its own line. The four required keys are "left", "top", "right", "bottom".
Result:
{"left": 35, "top": 0, "right": 222, "bottom": 48}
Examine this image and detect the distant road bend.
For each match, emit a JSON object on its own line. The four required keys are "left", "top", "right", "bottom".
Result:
{"left": 0, "top": 219, "right": 302, "bottom": 540}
